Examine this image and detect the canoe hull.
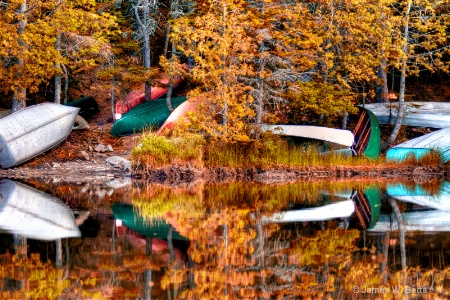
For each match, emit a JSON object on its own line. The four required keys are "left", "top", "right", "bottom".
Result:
{"left": 115, "top": 67, "right": 187, "bottom": 119}
{"left": 65, "top": 96, "right": 99, "bottom": 120}
{"left": 261, "top": 124, "right": 355, "bottom": 147}
{"left": 0, "top": 103, "right": 79, "bottom": 168}
{"left": 111, "top": 96, "right": 187, "bottom": 137}
{"left": 360, "top": 101, "right": 450, "bottom": 128}
{"left": 0, "top": 179, "right": 81, "bottom": 240}
{"left": 353, "top": 108, "right": 381, "bottom": 160}
{"left": 386, "top": 127, "right": 450, "bottom": 163}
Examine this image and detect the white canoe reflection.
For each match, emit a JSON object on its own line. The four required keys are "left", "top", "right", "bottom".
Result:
{"left": 262, "top": 200, "right": 355, "bottom": 223}
{"left": 0, "top": 179, "right": 81, "bottom": 240}
{"left": 368, "top": 210, "right": 450, "bottom": 232}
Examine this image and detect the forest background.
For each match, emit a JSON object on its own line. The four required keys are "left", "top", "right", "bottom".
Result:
{"left": 0, "top": 0, "right": 449, "bottom": 152}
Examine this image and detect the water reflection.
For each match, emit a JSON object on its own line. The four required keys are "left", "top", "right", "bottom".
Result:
{"left": 0, "top": 179, "right": 449, "bottom": 299}
{"left": 0, "top": 179, "right": 80, "bottom": 240}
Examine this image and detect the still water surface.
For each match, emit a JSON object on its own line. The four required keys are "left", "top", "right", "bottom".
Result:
{"left": 0, "top": 177, "right": 449, "bottom": 299}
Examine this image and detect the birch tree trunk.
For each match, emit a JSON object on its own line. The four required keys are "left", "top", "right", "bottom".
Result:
{"left": 143, "top": 1, "right": 151, "bottom": 102}
{"left": 382, "top": 0, "right": 411, "bottom": 151}
{"left": 54, "top": 33, "right": 62, "bottom": 104}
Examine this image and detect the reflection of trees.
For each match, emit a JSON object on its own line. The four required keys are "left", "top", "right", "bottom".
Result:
{"left": 0, "top": 252, "right": 69, "bottom": 299}
{"left": 141, "top": 182, "right": 450, "bottom": 299}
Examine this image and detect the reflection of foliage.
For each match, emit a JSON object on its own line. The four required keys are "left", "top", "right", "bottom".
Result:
{"left": 289, "top": 229, "right": 360, "bottom": 266}
{"left": 0, "top": 253, "right": 69, "bottom": 300}
{"left": 132, "top": 183, "right": 206, "bottom": 221}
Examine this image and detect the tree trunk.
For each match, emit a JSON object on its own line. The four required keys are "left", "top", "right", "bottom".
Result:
{"left": 54, "top": 34, "right": 62, "bottom": 104}
{"left": 222, "top": 4, "right": 228, "bottom": 127}
{"left": 12, "top": 0, "right": 28, "bottom": 112}
{"left": 163, "top": 23, "right": 171, "bottom": 58}
{"left": 62, "top": 64, "right": 69, "bottom": 103}
{"left": 382, "top": 0, "right": 411, "bottom": 151}
{"left": 389, "top": 197, "right": 406, "bottom": 270}
{"left": 143, "top": 1, "right": 151, "bottom": 102}
{"left": 375, "top": 58, "right": 389, "bottom": 103}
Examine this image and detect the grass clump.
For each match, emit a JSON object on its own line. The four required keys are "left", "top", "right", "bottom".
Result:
{"left": 131, "top": 131, "right": 387, "bottom": 169}
{"left": 131, "top": 132, "right": 205, "bottom": 168}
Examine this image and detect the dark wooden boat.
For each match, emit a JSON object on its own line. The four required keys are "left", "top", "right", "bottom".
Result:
{"left": 352, "top": 108, "right": 381, "bottom": 160}
{"left": 64, "top": 96, "right": 99, "bottom": 120}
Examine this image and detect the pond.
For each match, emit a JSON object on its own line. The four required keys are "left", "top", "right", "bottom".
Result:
{"left": 0, "top": 177, "right": 449, "bottom": 299}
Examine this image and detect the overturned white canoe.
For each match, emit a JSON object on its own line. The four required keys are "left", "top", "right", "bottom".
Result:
{"left": 0, "top": 179, "right": 81, "bottom": 240}
{"left": 262, "top": 200, "right": 355, "bottom": 223}
{"left": 368, "top": 210, "right": 450, "bottom": 232}
{"left": 386, "top": 127, "right": 450, "bottom": 163}
{"left": 261, "top": 124, "right": 355, "bottom": 148}
{"left": 360, "top": 101, "right": 450, "bottom": 129}
{"left": 0, "top": 103, "right": 79, "bottom": 168}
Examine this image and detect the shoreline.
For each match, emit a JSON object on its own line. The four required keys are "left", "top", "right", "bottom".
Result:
{"left": 1, "top": 158, "right": 448, "bottom": 184}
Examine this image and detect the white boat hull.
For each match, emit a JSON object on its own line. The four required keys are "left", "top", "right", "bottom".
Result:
{"left": 0, "top": 179, "right": 81, "bottom": 240}
{"left": 0, "top": 103, "right": 79, "bottom": 168}
{"left": 386, "top": 127, "right": 450, "bottom": 163}
{"left": 360, "top": 101, "right": 450, "bottom": 128}
{"left": 261, "top": 124, "right": 354, "bottom": 148}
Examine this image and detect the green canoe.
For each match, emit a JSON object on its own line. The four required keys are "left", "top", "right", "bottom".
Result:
{"left": 353, "top": 108, "right": 381, "bottom": 160}
{"left": 112, "top": 203, "right": 187, "bottom": 241}
{"left": 111, "top": 96, "right": 187, "bottom": 137}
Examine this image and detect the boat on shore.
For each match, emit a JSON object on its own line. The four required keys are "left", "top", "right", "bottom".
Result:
{"left": 359, "top": 101, "right": 450, "bottom": 128}
{"left": 386, "top": 127, "right": 450, "bottom": 163}
{"left": 114, "top": 66, "right": 187, "bottom": 120}
{"left": 352, "top": 108, "right": 381, "bottom": 160}
{"left": 0, "top": 179, "right": 81, "bottom": 240}
{"left": 261, "top": 124, "right": 355, "bottom": 149}
{"left": 64, "top": 96, "right": 99, "bottom": 120}
{"left": 0, "top": 103, "right": 79, "bottom": 168}
{"left": 111, "top": 96, "right": 187, "bottom": 137}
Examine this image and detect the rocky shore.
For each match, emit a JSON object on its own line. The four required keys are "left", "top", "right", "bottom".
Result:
{"left": 1, "top": 152, "right": 448, "bottom": 185}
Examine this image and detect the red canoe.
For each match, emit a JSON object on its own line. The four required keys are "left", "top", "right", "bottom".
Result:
{"left": 114, "top": 65, "right": 187, "bottom": 120}
{"left": 116, "top": 220, "right": 185, "bottom": 264}
{"left": 157, "top": 100, "right": 197, "bottom": 135}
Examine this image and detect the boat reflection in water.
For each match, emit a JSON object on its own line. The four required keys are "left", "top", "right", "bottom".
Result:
{"left": 112, "top": 203, "right": 188, "bottom": 263}
{"left": 0, "top": 179, "right": 81, "bottom": 240}
{"left": 263, "top": 185, "right": 381, "bottom": 230}
{"left": 369, "top": 180, "right": 450, "bottom": 233}
{"left": 1, "top": 180, "right": 450, "bottom": 299}
{"left": 386, "top": 180, "right": 450, "bottom": 211}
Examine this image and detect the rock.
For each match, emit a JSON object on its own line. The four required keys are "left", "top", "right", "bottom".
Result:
{"left": 88, "top": 145, "right": 94, "bottom": 152}
{"left": 106, "top": 177, "right": 132, "bottom": 189}
{"left": 52, "top": 162, "right": 61, "bottom": 168}
{"left": 94, "top": 144, "right": 107, "bottom": 152}
{"left": 81, "top": 151, "right": 90, "bottom": 161}
{"left": 106, "top": 145, "right": 114, "bottom": 152}
{"left": 105, "top": 156, "right": 132, "bottom": 172}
